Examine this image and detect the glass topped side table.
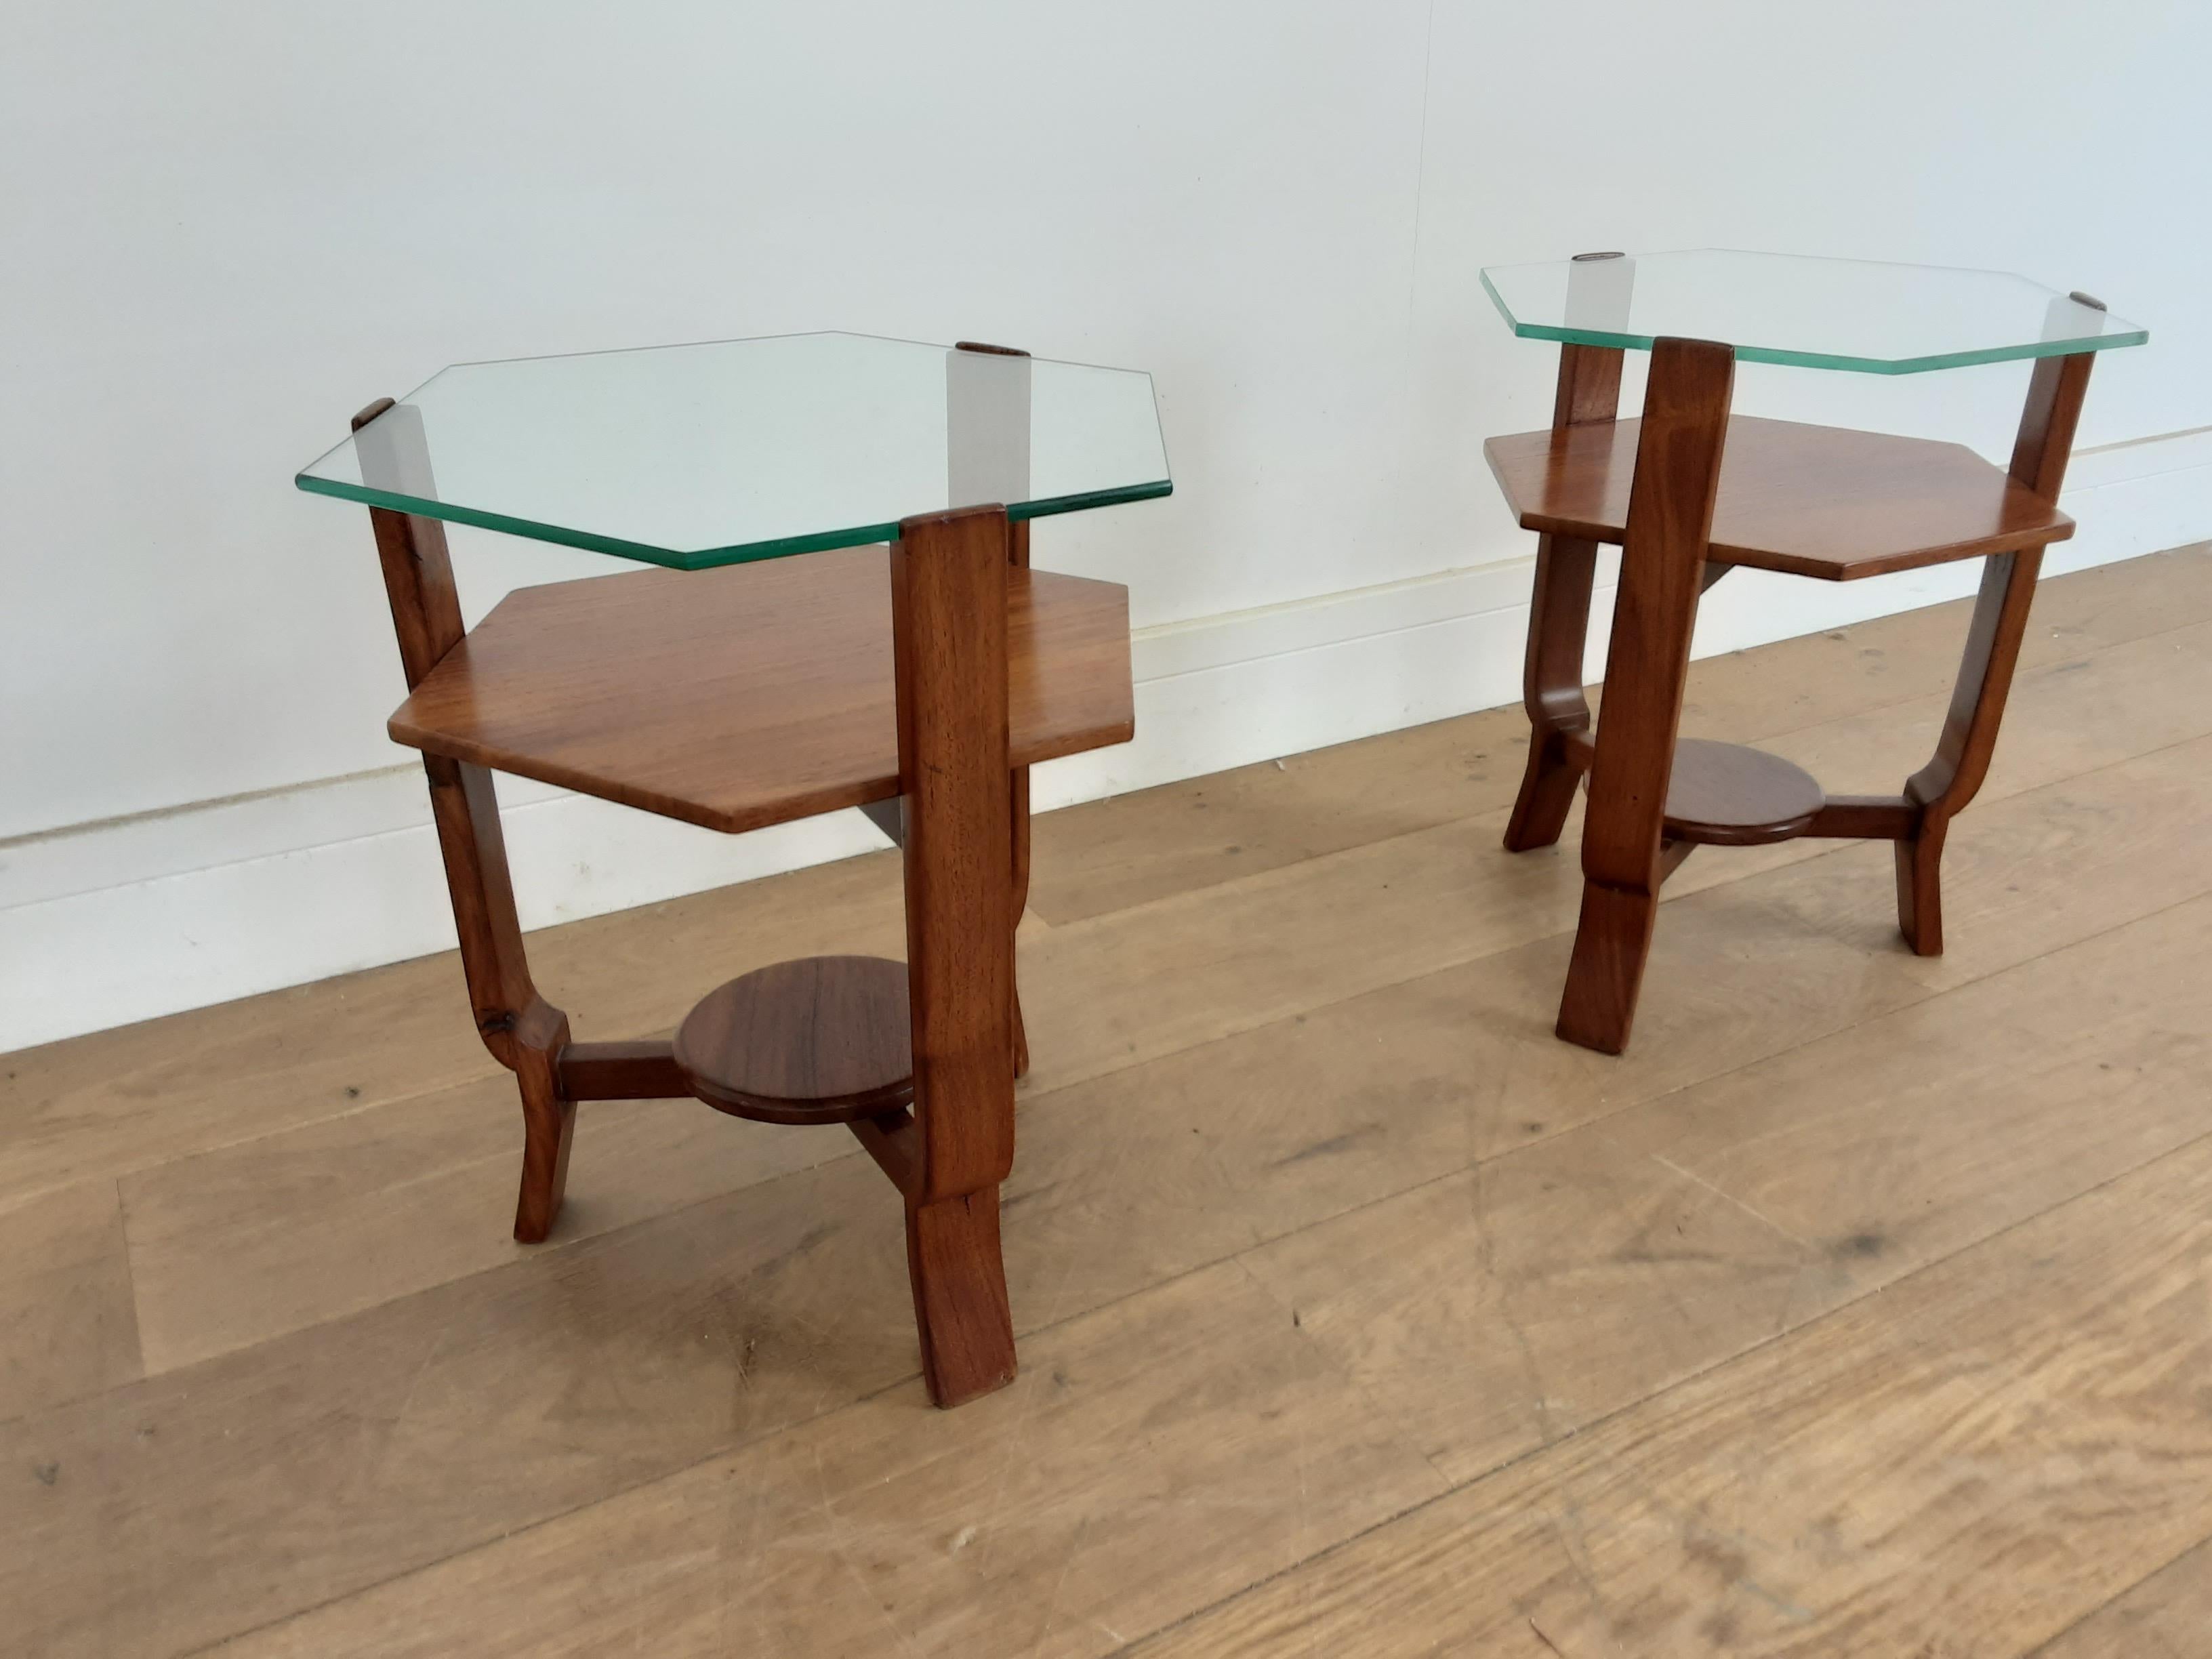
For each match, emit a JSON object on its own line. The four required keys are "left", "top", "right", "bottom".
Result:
{"left": 1481, "top": 251, "right": 2146, "bottom": 1054}
{"left": 297, "top": 333, "right": 1170, "bottom": 1407}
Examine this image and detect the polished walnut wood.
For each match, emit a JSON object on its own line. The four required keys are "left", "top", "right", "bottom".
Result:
{"left": 1555, "top": 338, "right": 1736, "bottom": 1054}
{"left": 556, "top": 1040, "right": 687, "bottom": 1102}
{"left": 18, "top": 554, "right": 2211, "bottom": 1656}
{"left": 884, "top": 503, "right": 1021, "bottom": 1406}
{"left": 1501, "top": 337, "right": 1622, "bottom": 854}
{"left": 1502, "top": 287, "right": 2110, "bottom": 1049}
{"left": 352, "top": 400, "right": 577, "bottom": 1244}
{"left": 1893, "top": 330, "right": 2098, "bottom": 954}
{"left": 352, "top": 335, "right": 1126, "bottom": 1405}
{"left": 388, "top": 546, "right": 1132, "bottom": 836}
{"left": 1803, "top": 794, "right": 1917, "bottom": 840}
{"left": 673, "top": 956, "right": 914, "bottom": 1123}
{"left": 1661, "top": 738, "right": 1825, "bottom": 846}
{"left": 1486, "top": 413, "right": 2076, "bottom": 580}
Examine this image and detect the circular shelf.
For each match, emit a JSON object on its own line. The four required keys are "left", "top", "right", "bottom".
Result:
{"left": 1662, "top": 739, "right": 1825, "bottom": 846}
{"left": 674, "top": 955, "right": 914, "bottom": 1125}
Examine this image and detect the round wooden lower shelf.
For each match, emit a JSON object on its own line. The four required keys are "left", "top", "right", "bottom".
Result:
{"left": 673, "top": 955, "right": 914, "bottom": 1125}
{"left": 1661, "top": 739, "right": 1825, "bottom": 846}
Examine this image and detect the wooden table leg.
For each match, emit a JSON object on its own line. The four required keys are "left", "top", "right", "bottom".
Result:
{"left": 891, "top": 503, "right": 1020, "bottom": 1407}
{"left": 1555, "top": 338, "right": 1735, "bottom": 1054}
{"left": 424, "top": 756, "right": 575, "bottom": 1242}
{"left": 354, "top": 399, "right": 577, "bottom": 1242}
{"left": 1504, "top": 342, "right": 1622, "bottom": 851}
{"left": 1895, "top": 346, "right": 2094, "bottom": 954}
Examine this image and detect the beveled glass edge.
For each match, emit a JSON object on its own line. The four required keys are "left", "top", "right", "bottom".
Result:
{"left": 294, "top": 472, "right": 1172, "bottom": 572}
{"left": 438, "top": 326, "right": 1158, "bottom": 384}
{"left": 1477, "top": 267, "right": 2150, "bottom": 375}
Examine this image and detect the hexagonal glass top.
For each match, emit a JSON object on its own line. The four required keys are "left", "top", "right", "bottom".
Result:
{"left": 296, "top": 331, "right": 1170, "bottom": 571}
{"left": 1481, "top": 250, "right": 2146, "bottom": 375}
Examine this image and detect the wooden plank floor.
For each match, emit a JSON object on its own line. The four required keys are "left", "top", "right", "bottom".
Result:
{"left": 3, "top": 544, "right": 2210, "bottom": 1658}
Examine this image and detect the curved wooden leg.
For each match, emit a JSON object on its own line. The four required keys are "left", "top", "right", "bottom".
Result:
{"left": 907, "top": 1188, "right": 1017, "bottom": 1408}
{"left": 1889, "top": 340, "right": 2091, "bottom": 958}
{"left": 1893, "top": 547, "right": 2043, "bottom": 958}
{"left": 1556, "top": 338, "right": 1734, "bottom": 1054}
{"left": 1894, "top": 823, "right": 1948, "bottom": 958}
{"left": 1504, "top": 532, "right": 1599, "bottom": 852}
{"left": 359, "top": 409, "right": 581, "bottom": 1246}
{"left": 510, "top": 1002, "right": 577, "bottom": 1244}
{"left": 1504, "top": 342, "right": 1621, "bottom": 853}
{"left": 422, "top": 754, "right": 577, "bottom": 1242}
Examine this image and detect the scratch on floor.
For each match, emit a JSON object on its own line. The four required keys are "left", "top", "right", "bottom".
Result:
{"left": 1025, "top": 1511, "right": 1091, "bottom": 1658}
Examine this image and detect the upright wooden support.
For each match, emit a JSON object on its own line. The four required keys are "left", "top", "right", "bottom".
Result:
{"left": 890, "top": 503, "right": 1019, "bottom": 1406}
{"left": 1555, "top": 339, "right": 1736, "bottom": 1053}
{"left": 352, "top": 399, "right": 575, "bottom": 1243}
{"left": 1502, "top": 342, "right": 1623, "bottom": 851}
{"left": 1893, "top": 340, "right": 2095, "bottom": 955}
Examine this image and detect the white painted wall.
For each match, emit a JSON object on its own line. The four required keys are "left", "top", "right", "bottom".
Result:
{"left": 4, "top": 0, "right": 2208, "bottom": 1048}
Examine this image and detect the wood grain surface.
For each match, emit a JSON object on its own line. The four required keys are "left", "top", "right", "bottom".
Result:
{"left": 1557, "top": 337, "right": 1735, "bottom": 1052}
{"left": 1662, "top": 737, "right": 1826, "bottom": 845}
{"left": 387, "top": 544, "right": 1132, "bottom": 835}
{"left": 672, "top": 955, "right": 913, "bottom": 1122}
{"left": 3, "top": 546, "right": 2209, "bottom": 1659}
{"left": 1486, "top": 412, "right": 2077, "bottom": 579}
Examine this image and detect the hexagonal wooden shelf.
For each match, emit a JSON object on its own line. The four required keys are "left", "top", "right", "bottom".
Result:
{"left": 1485, "top": 414, "right": 2075, "bottom": 580}
{"left": 388, "top": 543, "right": 1133, "bottom": 834}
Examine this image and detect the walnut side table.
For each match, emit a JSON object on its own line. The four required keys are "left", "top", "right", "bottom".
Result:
{"left": 1481, "top": 251, "right": 2148, "bottom": 1053}
{"left": 296, "top": 332, "right": 1170, "bottom": 1406}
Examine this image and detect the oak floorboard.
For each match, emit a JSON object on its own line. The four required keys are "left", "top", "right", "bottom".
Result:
{"left": 107, "top": 716, "right": 2212, "bottom": 1385}
{"left": 1607, "top": 886, "right": 2212, "bottom": 1298}
{"left": 6, "top": 550, "right": 2203, "bottom": 1218}
{"left": 117, "top": 839, "right": 1868, "bottom": 1385}
{"left": 210, "top": 1263, "right": 1447, "bottom": 1659}
{"left": 48, "top": 746, "right": 2207, "bottom": 1657}
{"left": 1240, "top": 1130, "right": 1815, "bottom": 1485}
{"left": 2034, "top": 1536, "right": 2212, "bottom": 1657}
{"left": 180, "top": 890, "right": 2212, "bottom": 1659}
{"left": 1136, "top": 1126, "right": 2212, "bottom": 1658}
{"left": 119, "top": 1087, "right": 850, "bottom": 1376}
{"left": 0, "top": 844, "right": 907, "bottom": 1214}
{"left": 0, "top": 1150, "right": 928, "bottom": 1659}
{"left": 1019, "top": 634, "right": 2212, "bottom": 1105}
{"left": 1674, "top": 541, "right": 2212, "bottom": 732}
{"left": 1001, "top": 726, "right": 2212, "bottom": 1336}
{"left": 1243, "top": 887, "right": 2212, "bottom": 1492}
{"left": 2, "top": 547, "right": 2206, "bottom": 1658}
{"left": 1028, "top": 544, "right": 2212, "bottom": 924}
{"left": 1603, "top": 609, "right": 2212, "bottom": 918}
{"left": 0, "top": 1179, "right": 139, "bottom": 1421}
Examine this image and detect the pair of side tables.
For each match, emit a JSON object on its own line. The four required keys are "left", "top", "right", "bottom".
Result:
{"left": 295, "top": 253, "right": 2146, "bottom": 1406}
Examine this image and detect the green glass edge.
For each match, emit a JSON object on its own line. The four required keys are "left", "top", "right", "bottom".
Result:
{"left": 295, "top": 472, "right": 1172, "bottom": 572}
{"left": 1478, "top": 268, "right": 2148, "bottom": 376}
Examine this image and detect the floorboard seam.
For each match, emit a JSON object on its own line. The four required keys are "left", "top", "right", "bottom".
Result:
{"left": 95, "top": 724, "right": 2212, "bottom": 1416}
{"left": 1107, "top": 1114, "right": 2212, "bottom": 1657}
{"left": 2016, "top": 1532, "right": 2212, "bottom": 1657}
{"left": 170, "top": 886, "right": 2212, "bottom": 1658}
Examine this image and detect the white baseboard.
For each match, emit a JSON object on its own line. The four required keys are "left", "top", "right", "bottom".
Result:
{"left": 4, "top": 429, "right": 2205, "bottom": 1052}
